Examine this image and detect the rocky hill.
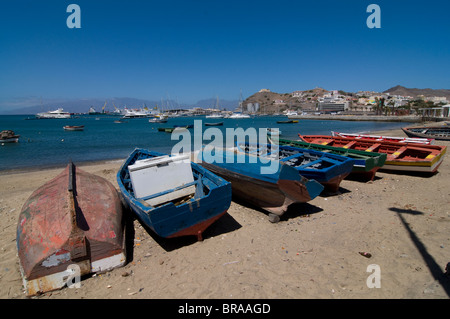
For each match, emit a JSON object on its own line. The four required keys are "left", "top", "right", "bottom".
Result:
{"left": 242, "top": 87, "right": 328, "bottom": 113}
{"left": 384, "top": 85, "right": 450, "bottom": 99}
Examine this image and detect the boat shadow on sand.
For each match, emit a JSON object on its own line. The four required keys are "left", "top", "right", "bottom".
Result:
{"left": 231, "top": 196, "right": 324, "bottom": 222}
{"left": 389, "top": 207, "right": 450, "bottom": 298}
{"left": 123, "top": 207, "right": 242, "bottom": 252}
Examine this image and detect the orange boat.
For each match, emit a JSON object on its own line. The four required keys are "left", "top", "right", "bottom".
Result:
{"left": 17, "top": 162, "right": 127, "bottom": 296}
{"left": 299, "top": 134, "right": 446, "bottom": 174}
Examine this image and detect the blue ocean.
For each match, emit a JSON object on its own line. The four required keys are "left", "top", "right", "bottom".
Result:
{"left": 0, "top": 115, "right": 414, "bottom": 171}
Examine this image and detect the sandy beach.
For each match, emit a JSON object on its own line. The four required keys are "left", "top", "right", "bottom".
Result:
{"left": 1, "top": 126, "right": 449, "bottom": 300}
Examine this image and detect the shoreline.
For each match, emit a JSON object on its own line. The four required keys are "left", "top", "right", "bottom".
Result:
{"left": 289, "top": 114, "right": 427, "bottom": 122}
{"left": 1, "top": 126, "right": 449, "bottom": 299}
{"left": 0, "top": 158, "right": 126, "bottom": 176}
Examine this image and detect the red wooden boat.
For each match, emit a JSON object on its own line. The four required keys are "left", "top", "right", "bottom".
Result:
{"left": 17, "top": 162, "right": 127, "bottom": 296}
{"left": 299, "top": 134, "right": 447, "bottom": 173}
{"left": 332, "top": 131, "right": 434, "bottom": 145}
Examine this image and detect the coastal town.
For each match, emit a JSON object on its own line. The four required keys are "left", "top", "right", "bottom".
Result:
{"left": 37, "top": 85, "right": 449, "bottom": 123}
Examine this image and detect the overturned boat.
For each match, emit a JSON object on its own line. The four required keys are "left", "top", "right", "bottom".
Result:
{"left": 17, "top": 162, "right": 127, "bottom": 296}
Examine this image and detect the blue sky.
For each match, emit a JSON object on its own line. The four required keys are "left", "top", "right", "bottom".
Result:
{"left": 0, "top": 0, "right": 449, "bottom": 111}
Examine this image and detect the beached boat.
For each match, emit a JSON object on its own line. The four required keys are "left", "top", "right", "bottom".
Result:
{"left": 63, "top": 125, "right": 85, "bottom": 131}
{"left": 192, "top": 147, "right": 324, "bottom": 222}
{"left": 299, "top": 134, "right": 447, "bottom": 174}
{"left": 276, "top": 138, "right": 387, "bottom": 181}
{"left": 276, "top": 120, "right": 298, "bottom": 124}
{"left": 236, "top": 142, "right": 355, "bottom": 193}
{"left": 332, "top": 131, "right": 434, "bottom": 145}
{"left": 402, "top": 126, "right": 450, "bottom": 141}
{"left": 117, "top": 149, "right": 231, "bottom": 240}
{"left": 205, "top": 122, "right": 224, "bottom": 126}
{"left": 36, "top": 108, "right": 71, "bottom": 119}
{"left": 17, "top": 162, "right": 127, "bottom": 296}
{"left": 0, "top": 130, "right": 20, "bottom": 143}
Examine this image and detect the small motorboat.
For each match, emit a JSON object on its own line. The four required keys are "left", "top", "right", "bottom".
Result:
{"left": 63, "top": 125, "right": 85, "bottom": 131}
{"left": 0, "top": 130, "right": 20, "bottom": 143}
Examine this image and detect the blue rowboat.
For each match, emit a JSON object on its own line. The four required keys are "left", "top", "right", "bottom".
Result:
{"left": 117, "top": 148, "right": 231, "bottom": 241}
{"left": 236, "top": 142, "right": 355, "bottom": 193}
{"left": 192, "top": 147, "right": 324, "bottom": 222}
{"left": 276, "top": 138, "right": 387, "bottom": 181}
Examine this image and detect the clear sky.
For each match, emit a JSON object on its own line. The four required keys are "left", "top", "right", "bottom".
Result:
{"left": 0, "top": 0, "right": 449, "bottom": 111}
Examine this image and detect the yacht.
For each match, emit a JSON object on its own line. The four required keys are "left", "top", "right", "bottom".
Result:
{"left": 36, "top": 108, "right": 71, "bottom": 119}
{"left": 229, "top": 112, "right": 250, "bottom": 119}
{"left": 205, "top": 113, "right": 224, "bottom": 118}
{"left": 122, "top": 108, "right": 150, "bottom": 118}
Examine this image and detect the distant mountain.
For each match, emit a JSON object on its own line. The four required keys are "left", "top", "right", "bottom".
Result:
{"left": 2, "top": 97, "right": 162, "bottom": 115}
{"left": 384, "top": 85, "right": 450, "bottom": 99}
{"left": 193, "top": 98, "right": 240, "bottom": 110}
{"left": 2, "top": 96, "right": 240, "bottom": 114}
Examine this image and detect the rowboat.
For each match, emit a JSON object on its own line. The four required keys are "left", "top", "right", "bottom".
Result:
{"left": 205, "top": 122, "right": 224, "bottom": 126}
{"left": 117, "top": 148, "right": 231, "bottom": 240}
{"left": 402, "top": 126, "right": 450, "bottom": 141}
{"left": 332, "top": 131, "right": 434, "bottom": 145}
{"left": 236, "top": 142, "right": 355, "bottom": 193}
{"left": 192, "top": 146, "right": 324, "bottom": 222}
{"left": 0, "top": 130, "right": 20, "bottom": 143}
{"left": 276, "top": 138, "right": 387, "bottom": 181}
{"left": 276, "top": 120, "right": 298, "bottom": 124}
{"left": 17, "top": 162, "right": 126, "bottom": 296}
{"left": 63, "top": 125, "right": 85, "bottom": 131}
{"left": 299, "top": 134, "right": 447, "bottom": 174}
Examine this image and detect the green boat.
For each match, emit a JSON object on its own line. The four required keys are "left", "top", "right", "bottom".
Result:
{"left": 276, "top": 138, "right": 387, "bottom": 181}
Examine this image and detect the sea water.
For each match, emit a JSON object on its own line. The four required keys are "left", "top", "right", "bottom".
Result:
{"left": 0, "top": 114, "right": 413, "bottom": 171}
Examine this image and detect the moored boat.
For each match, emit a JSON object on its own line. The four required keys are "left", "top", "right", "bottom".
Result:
{"left": 236, "top": 142, "right": 355, "bottom": 193}
{"left": 117, "top": 149, "right": 231, "bottom": 240}
{"left": 205, "top": 122, "right": 224, "bottom": 126}
{"left": 401, "top": 126, "right": 450, "bottom": 141}
{"left": 192, "top": 146, "right": 324, "bottom": 222}
{"left": 299, "top": 134, "right": 447, "bottom": 174}
{"left": 332, "top": 131, "right": 434, "bottom": 145}
{"left": 63, "top": 125, "right": 85, "bottom": 131}
{"left": 0, "top": 130, "right": 20, "bottom": 143}
{"left": 36, "top": 108, "right": 71, "bottom": 119}
{"left": 17, "top": 162, "right": 127, "bottom": 296}
{"left": 229, "top": 113, "right": 251, "bottom": 119}
{"left": 276, "top": 120, "right": 298, "bottom": 124}
{"left": 276, "top": 138, "right": 387, "bottom": 181}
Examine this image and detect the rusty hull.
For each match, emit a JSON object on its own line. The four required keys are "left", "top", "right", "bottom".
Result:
{"left": 16, "top": 163, "right": 126, "bottom": 296}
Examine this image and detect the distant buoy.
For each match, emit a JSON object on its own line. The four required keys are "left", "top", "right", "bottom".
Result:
{"left": 61, "top": 139, "right": 64, "bottom": 142}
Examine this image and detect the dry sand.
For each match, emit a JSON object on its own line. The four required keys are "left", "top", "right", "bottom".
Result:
{"left": 0, "top": 127, "right": 449, "bottom": 300}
